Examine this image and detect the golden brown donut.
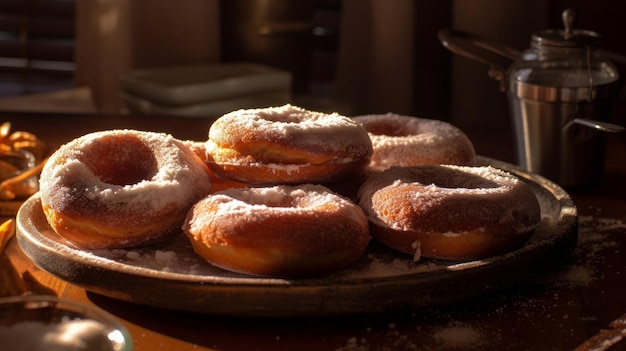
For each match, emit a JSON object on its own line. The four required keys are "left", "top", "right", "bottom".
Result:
{"left": 357, "top": 165, "right": 541, "bottom": 261}
{"left": 206, "top": 104, "right": 373, "bottom": 184}
{"left": 183, "top": 184, "right": 371, "bottom": 278}
{"left": 352, "top": 114, "right": 475, "bottom": 171}
{"left": 39, "top": 130, "right": 212, "bottom": 249}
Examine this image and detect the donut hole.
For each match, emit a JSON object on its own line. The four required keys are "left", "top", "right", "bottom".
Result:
{"left": 232, "top": 187, "right": 328, "bottom": 210}
{"left": 264, "top": 195, "right": 312, "bottom": 209}
{"left": 263, "top": 197, "right": 296, "bottom": 208}
{"left": 80, "top": 135, "right": 158, "bottom": 185}
{"left": 408, "top": 166, "right": 502, "bottom": 190}
{"left": 361, "top": 121, "right": 413, "bottom": 137}
{"left": 258, "top": 110, "right": 305, "bottom": 123}
{"left": 231, "top": 189, "right": 294, "bottom": 208}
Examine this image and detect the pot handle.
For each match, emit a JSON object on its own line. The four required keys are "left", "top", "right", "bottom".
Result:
{"left": 564, "top": 118, "right": 625, "bottom": 133}
{"left": 438, "top": 28, "right": 521, "bottom": 91}
{"left": 602, "top": 50, "right": 626, "bottom": 66}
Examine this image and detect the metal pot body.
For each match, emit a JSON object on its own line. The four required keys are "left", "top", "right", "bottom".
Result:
{"left": 508, "top": 81, "right": 617, "bottom": 187}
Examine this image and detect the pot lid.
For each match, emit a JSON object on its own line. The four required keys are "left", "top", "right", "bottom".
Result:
{"left": 531, "top": 9, "right": 602, "bottom": 48}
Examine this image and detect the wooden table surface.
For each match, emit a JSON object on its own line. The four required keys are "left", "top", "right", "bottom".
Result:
{"left": 2, "top": 111, "right": 626, "bottom": 351}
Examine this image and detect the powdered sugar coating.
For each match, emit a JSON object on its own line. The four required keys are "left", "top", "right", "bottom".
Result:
{"left": 210, "top": 104, "right": 372, "bottom": 157}
{"left": 358, "top": 165, "right": 541, "bottom": 235}
{"left": 353, "top": 114, "right": 475, "bottom": 170}
{"left": 39, "top": 129, "right": 212, "bottom": 249}
{"left": 187, "top": 185, "right": 363, "bottom": 234}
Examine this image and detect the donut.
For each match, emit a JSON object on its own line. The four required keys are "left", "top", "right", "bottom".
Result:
{"left": 39, "top": 130, "right": 212, "bottom": 249}
{"left": 352, "top": 114, "right": 475, "bottom": 171}
{"left": 183, "top": 184, "right": 371, "bottom": 278}
{"left": 357, "top": 165, "right": 541, "bottom": 261}
{"left": 205, "top": 104, "right": 373, "bottom": 184}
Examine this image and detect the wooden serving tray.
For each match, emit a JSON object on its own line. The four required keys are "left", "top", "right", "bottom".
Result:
{"left": 15, "top": 158, "right": 577, "bottom": 317}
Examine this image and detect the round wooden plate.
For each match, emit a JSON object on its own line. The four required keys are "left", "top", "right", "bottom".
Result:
{"left": 16, "top": 158, "right": 577, "bottom": 317}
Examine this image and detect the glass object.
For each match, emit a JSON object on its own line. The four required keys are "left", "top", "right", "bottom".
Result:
{"left": 0, "top": 295, "right": 133, "bottom": 351}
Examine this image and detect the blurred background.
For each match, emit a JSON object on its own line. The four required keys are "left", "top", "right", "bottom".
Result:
{"left": 0, "top": 0, "right": 624, "bottom": 131}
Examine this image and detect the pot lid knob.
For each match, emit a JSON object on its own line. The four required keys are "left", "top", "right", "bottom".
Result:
{"left": 562, "top": 8, "right": 574, "bottom": 39}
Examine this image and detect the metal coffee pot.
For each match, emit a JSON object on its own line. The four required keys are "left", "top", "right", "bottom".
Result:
{"left": 439, "top": 9, "right": 625, "bottom": 188}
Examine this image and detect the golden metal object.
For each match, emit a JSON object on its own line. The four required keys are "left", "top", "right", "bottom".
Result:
{"left": 0, "top": 219, "right": 56, "bottom": 297}
{"left": 0, "top": 122, "right": 49, "bottom": 209}
{"left": 0, "top": 122, "right": 11, "bottom": 142}
{"left": 0, "top": 219, "right": 28, "bottom": 297}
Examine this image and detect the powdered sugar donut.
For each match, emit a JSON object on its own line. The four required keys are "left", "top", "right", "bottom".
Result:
{"left": 183, "top": 184, "right": 370, "bottom": 278}
{"left": 357, "top": 165, "right": 540, "bottom": 260}
{"left": 39, "top": 130, "right": 212, "bottom": 249}
{"left": 206, "top": 104, "right": 373, "bottom": 184}
{"left": 353, "top": 114, "right": 475, "bottom": 171}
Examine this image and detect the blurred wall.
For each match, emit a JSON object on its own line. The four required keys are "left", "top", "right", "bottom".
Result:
{"left": 74, "top": 0, "right": 625, "bottom": 124}
{"left": 450, "top": 0, "right": 549, "bottom": 128}
{"left": 333, "top": 0, "right": 416, "bottom": 116}
{"left": 75, "top": 0, "right": 220, "bottom": 113}
{"left": 333, "top": 0, "right": 452, "bottom": 118}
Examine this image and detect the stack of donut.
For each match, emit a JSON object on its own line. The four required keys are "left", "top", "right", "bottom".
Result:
{"left": 188, "top": 105, "right": 374, "bottom": 277}
{"left": 38, "top": 104, "right": 541, "bottom": 279}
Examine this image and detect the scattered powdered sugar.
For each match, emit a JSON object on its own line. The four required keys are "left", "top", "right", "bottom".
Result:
{"left": 89, "top": 234, "right": 226, "bottom": 277}
{"left": 540, "top": 215, "right": 625, "bottom": 287}
{"left": 334, "top": 323, "right": 420, "bottom": 351}
{"left": 583, "top": 216, "right": 626, "bottom": 232}
{"left": 334, "top": 337, "right": 369, "bottom": 351}
{"left": 334, "top": 250, "right": 443, "bottom": 279}
{"left": 332, "top": 321, "right": 486, "bottom": 351}
{"left": 330, "top": 215, "right": 625, "bottom": 351}
{"left": 432, "top": 323, "right": 484, "bottom": 349}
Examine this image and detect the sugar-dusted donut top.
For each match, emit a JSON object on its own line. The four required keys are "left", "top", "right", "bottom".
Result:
{"left": 40, "top": 129, "right": 211, "bottom": 218}
{"left": 357, "top": 165, "right": 541, "bottom": 234}
{"left": 188, "top": 184, "right": 362, "bottom": 227}
{"left": 184, "top": 184, "right": 369, "bottom": 251}
{"left": 353, "top": 113, "right": 475, "bottom": 169}
{"left": 208, "top": 104, "right": 373, "bottom": 158}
